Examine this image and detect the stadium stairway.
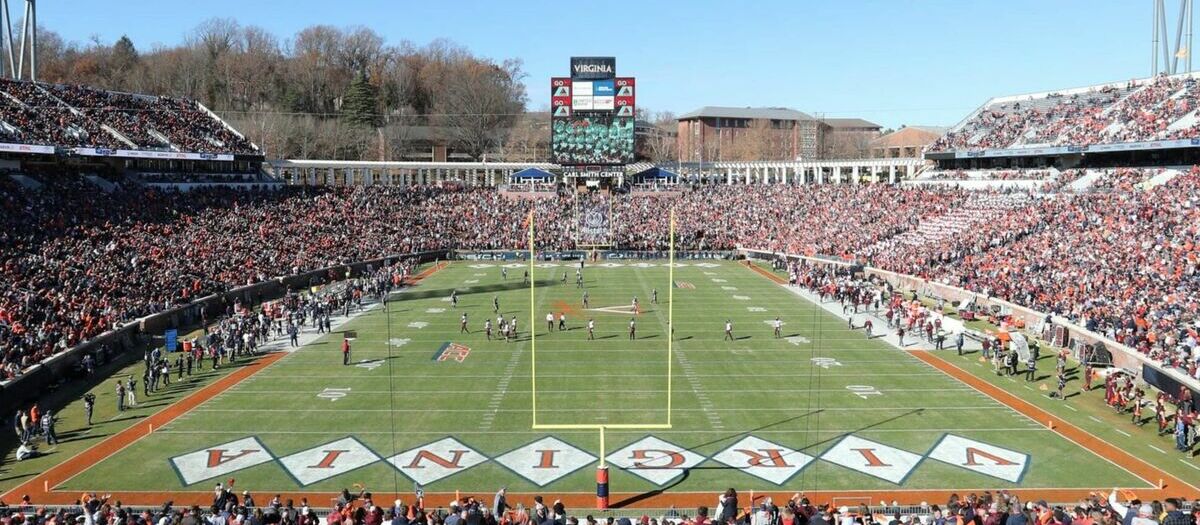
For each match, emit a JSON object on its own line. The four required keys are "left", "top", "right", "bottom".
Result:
{"left": 8, "top": 173, "right": 42, "bottom": 190}
{"left": 1144, "top": 167, "right": 1184, "bottom": 189}
{"left": 84, "top": 174, "right": 118, "bottom": 193}
{"left": 1067, "top": 170, "right": 1105, "bottom": 192}
{"left": 861, "top": 194, "right": 1032, "bottom": 255}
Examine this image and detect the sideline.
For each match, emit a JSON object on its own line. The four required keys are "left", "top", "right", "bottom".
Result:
{"left": 740, "top": 259, "right": 1199, "bottom": 500}
{"left": 911, "top": 351, "right": 1199, "bottom": 497}
{"left": 1, "top": 261, "right": 449, "bottom": 505}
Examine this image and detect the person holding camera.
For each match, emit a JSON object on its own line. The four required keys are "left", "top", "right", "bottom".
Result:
{"left": 83, "top": 392, "right": 96, "bottom": 425}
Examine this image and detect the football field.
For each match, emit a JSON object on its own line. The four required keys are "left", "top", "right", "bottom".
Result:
{"left": 49, "top": 260, "right": 1156, "bottom": 503}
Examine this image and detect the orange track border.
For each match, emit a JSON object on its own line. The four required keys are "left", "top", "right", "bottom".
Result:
{"left": 6, "top": 260, "right": 1195, "bottom": 508}
{"left": 909, "top": 350, "right": 1198, "bottom": 500}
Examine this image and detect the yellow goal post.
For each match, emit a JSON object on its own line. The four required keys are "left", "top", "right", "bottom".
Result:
{"left": 526, "top": 207, "right": 676, "bottom": 466}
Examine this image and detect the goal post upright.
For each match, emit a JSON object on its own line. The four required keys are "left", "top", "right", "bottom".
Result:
{"left": 528, "top": 209, "right": 537, "bottom": 428}
{"left": 667, "top": 206, "right": 674, "bottom": 428}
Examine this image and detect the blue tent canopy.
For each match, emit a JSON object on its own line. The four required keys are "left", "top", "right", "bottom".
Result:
{"left": 511, "top": 168, "right": 555, "bottom": 180}
{"left": 632, "top": 167, "right": 679, "bottom": 181}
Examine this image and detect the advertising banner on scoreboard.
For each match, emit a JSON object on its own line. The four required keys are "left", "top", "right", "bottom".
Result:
{"left": 551, "top": 77, "right": 572, "bottom": 118}
{"left": 615, "top": 77, "right": 636, "bottom": 117}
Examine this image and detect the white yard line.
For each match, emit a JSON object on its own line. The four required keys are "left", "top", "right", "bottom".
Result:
{"left": 264, "top": 371, "right": 948, "bottom": 379}
{"left": 1114, "top": 429, "right": 1132, "bottom": 437}
{"left": 192, "top": 405, "right": 1006, "bottom": 413}
{"left": 1148, "top": 444, "right": 1167, "bottom": 454}
{"left": 223, "top": 387, "right": 976, "bottom": 395}
{"left": 156, "top": 426, "right": 1050, "bottom": 436}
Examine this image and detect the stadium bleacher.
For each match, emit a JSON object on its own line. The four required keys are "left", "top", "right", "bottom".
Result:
{"left": 0, "top": 79, "right": 258, "bottom": 155}
{"left": 7, "top": 167, "right": 1200, "bottom": 385}
{"left": 929, "top": 74, "right": 1200, "bottom": 152}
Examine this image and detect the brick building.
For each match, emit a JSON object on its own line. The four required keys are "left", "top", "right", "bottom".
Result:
{"left": 870, "top": 126, "right": 947, "bottom": 158}
{"left": 676, "top": 107, "right": 821, "bottom": 162}
{"left": 676, "top": 107, "right": 882, "bottom": 161}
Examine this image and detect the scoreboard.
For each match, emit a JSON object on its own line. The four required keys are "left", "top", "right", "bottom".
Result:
{"left": 551, "top": 57, "right": 635, "bottom": 166}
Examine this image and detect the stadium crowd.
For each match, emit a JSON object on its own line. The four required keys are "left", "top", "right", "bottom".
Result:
{"left": 0, "top": 487, "right": 1193, "bottom": 525}
{"left": 929, "top": 75, "right": 1200, "bottom": 152}
{"left": 0, "top": 79, "right": 257, "bottom": 154}
{"left": 4, "top": 167, "right": 1200, "bottom": 387}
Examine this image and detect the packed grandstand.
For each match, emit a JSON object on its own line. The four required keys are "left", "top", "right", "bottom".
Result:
{"left": 3, "top": 15, "right": 1200, "bottom": 525}
{"left": 5, "top": 167, "right": 1200, "bottom": 383}
{"left": 0, "top": 79, "right": 258, "bottom": 155}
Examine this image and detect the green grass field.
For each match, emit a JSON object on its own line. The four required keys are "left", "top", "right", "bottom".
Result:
{"left": 55, "top": 260, "right": 1151, "bottom": 496}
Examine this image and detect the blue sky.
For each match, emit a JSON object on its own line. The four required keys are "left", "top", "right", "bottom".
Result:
{"left": 39, "top": 0, "right": 1164, "bottom": 128}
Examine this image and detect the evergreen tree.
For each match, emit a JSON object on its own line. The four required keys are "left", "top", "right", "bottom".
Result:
{"left": 343, "top": 73, "right": 381, "bottom": 128}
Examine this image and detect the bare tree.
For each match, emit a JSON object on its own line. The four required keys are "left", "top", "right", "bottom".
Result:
{"left": 433, "top": 58, "right": 526, "bottom": 160}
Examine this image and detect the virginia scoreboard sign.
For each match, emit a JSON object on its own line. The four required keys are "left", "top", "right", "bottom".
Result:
{"left": 570, "top": 56, "right": 616, "bottom": 79}
{"left": 551, "top": 57, "right": 635, "bottom": 166}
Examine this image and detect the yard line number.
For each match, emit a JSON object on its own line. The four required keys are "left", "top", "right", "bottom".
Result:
{"left": 846, "top": 385, "right": 883, "bottom": 399}
{"left": 317, "top": 387, "right": 352, "bottom": 401}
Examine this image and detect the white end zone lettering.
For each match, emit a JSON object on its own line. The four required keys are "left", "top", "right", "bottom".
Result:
{"left": 710, "top": 435, "right": 813, "bottom": 485}
{"left": 927, "top": 434, "right": 1029, "bottom": 483}
{"left": 605, "top": 436, "right": 705, "bottom": 486}
{"left": 819, "top": 435, "right": 923, "bottom": 484}
{"left": 279, "top": 437, "right": 382, "bottom": 486}
{"left": 170, "top": 437, "right": 274, "bottom": 486}
{"left": 493, "top": 437, "right": 597, "bottom": 487}
{"left": 386, "top": 437, "right": 487, "bottom": 485}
